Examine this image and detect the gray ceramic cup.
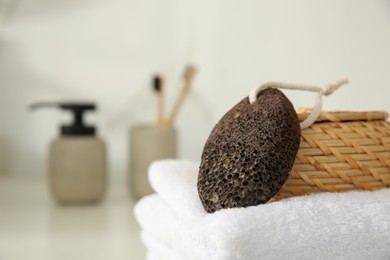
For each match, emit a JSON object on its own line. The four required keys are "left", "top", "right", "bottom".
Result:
{"left": 129, "top": 125, "right": 177, "bottom": 200}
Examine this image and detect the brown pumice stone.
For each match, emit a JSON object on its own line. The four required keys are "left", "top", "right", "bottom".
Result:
{"left": 198, "top": 88, "right": 301, "bottom": 213}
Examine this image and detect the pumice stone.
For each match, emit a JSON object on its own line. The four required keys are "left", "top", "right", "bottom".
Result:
{"left": 198, "top": 88, "right": 301, "bottom": 213}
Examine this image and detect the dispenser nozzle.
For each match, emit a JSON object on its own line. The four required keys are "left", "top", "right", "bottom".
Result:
{"left": 29, "top": 102, "right": 60, "bottom": 111}
{"left": 29, "top": 102, "right": 97, "bottom": 136}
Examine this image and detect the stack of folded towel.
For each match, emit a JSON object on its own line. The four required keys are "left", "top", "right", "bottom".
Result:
{"left": 134, "top": 159, "right": 390, "bottom": 260}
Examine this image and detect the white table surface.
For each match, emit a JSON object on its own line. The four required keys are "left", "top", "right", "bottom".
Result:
{"left": 0, "top": 175, "right": 146, "bottom": 260}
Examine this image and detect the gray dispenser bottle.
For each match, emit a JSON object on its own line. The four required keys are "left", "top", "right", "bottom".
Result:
{"left": 31, "top": 102, "right": 107, "bottom": 204}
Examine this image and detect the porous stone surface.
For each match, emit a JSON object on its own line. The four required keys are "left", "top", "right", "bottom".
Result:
{"left": 198, "top": 88, "right": 301, "bottom": 213}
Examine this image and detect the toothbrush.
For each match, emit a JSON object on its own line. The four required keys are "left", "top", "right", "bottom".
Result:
{"left": 153, "top": 75, "right": 165, "bottom": 128}
{"left": 165, "top": 65, "right": 197, "bottom": 127}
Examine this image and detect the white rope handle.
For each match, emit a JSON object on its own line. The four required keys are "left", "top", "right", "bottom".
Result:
{"left": 249, "top": 78, "right": 349, "bottom": 129}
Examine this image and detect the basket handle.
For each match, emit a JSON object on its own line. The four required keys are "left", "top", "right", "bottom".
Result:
{"left": 249, "top": 78, "right": 349, "bottom": 129}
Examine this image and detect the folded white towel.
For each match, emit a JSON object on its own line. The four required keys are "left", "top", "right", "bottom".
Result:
{"left": 136, "top": 195, "right": 175, "bottom": 246}
{"left": 147, "top": 160, "right": 206, "bottom": 220}
{"left": 141, "top": 231, "right": 181, "bottom": 260}
{"left": 134, "top": 159, "right": 390, "bottom": 260}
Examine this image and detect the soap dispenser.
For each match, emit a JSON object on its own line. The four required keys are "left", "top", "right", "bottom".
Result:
{"left": 31, "top": 102, "right": 107, "bottom": 204}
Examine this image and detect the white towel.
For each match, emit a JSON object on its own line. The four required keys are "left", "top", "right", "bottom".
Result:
{"left": 141, "top": 231, "right": 181, "bottom": 260}
{"left": 134, "top": 159, "right": 390, "bottom": 260}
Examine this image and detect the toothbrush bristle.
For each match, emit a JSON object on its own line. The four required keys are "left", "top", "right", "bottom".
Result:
{"left": 153, "top": 76, "right": 162, "bottom": 92}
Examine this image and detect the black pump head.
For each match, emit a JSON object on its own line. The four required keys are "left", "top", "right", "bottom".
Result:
{"left": 30, "top": 102, "right": 97, "bottom": 136}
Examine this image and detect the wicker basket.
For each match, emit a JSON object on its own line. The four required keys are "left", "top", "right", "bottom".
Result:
{"left": 273, "top": 110, "right": 390, "bottom": 201}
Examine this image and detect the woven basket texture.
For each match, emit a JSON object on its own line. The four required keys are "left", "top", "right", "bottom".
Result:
{"left": 273, "top": 110, "right": 390, "bottom": 200}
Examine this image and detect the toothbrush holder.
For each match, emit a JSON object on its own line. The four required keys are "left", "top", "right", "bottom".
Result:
{"left": 129, "top": 125, "right": 177, "bottom": 200}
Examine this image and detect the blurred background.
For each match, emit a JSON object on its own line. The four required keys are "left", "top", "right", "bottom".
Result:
{"left": 1, "top": 0, "right": 390, "bottom": 259}
{"left": 1, "top": 0, "right": 390, "bottom": 179}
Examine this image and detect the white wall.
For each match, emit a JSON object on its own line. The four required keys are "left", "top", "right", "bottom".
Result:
{"left": 1, "top": 0, "right": 390, "bottom": 179}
